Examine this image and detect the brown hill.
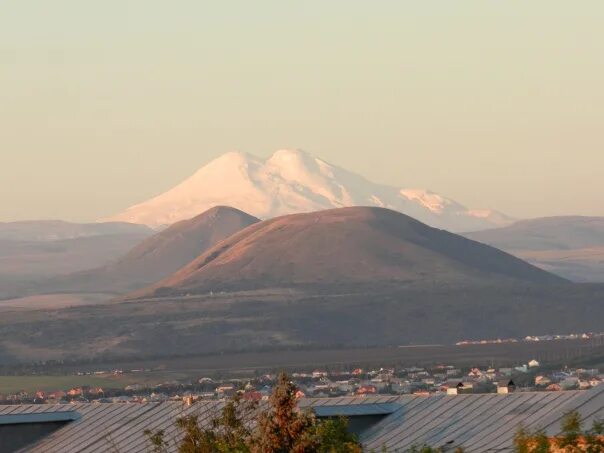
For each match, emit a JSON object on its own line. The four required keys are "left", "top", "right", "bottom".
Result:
{"left": 43, "top": 206, "right": 259, "bottom": 294}
{"left": 129, "top": 207, "right": 563, "bottom": 299}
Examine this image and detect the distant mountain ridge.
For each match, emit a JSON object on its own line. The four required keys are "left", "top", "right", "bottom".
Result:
{"left": 0, "top": 220, "right": 151, "bottom": 242}
{"left": 465, "top": 216, "right": 604, "bottom": 282}
{"left": 126, "top": 206, "right": 561, "bottom": 300}
{"left": 0, "top": 221, "right": 154, "bottom": 299}
{"left": 107, "top": 149, "right": 513, "bottom": 232}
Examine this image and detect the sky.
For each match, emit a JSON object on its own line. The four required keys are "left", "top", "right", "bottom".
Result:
{"left": 1, "top": 1, "right": 603, "bottom": 222}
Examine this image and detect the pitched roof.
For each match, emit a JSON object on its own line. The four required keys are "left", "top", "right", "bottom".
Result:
{"left": 362, "top": 385, "right": 604, "bottom": 452}
{"left": 4, "top": 385, "right": 603, "bottom": 452}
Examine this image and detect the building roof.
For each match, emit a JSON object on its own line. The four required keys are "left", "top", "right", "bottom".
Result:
{"left": 361, "top": 386, "right": 604, "bottom": 452}
{"left": 3, "top": 385, "right": 603, "bottom": 452}
{"left": 0, "top": 404, "right": 79, "bottom": 425}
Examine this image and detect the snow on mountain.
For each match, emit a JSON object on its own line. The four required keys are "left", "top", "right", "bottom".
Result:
{"left": 107, "top": 149, "right": 513, "bottom": 232}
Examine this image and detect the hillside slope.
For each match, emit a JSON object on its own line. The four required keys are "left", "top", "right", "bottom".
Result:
{"left": 128, "top": 207, "right": 562, "bottom": 299}
{"left": 44, "top": 206, "right": 259, "bottom": 294}
{"left": 0, "top": 222, "right": 153, "bottom": 299}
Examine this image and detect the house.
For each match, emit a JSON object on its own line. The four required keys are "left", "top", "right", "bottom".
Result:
{"left": 149, "top": 392, "right": 169, "bottom": 402}
{"left": 535, "top": 375, "right": 552, "bottom": 386}
{"left": 468, "top": 368, "right": 483, "bottom": 379}
{"left": 216, "top": 386, "right": 236, "bottom": 398}
{"left": 46, "top": 391, "right": 66, "bottom": 401}
{"left": 445, "top": 382, "right": 465, "bottom": 395}
{"left": 560, "top": 377, "right": 580, "bottom": 390}
{"left": 552, "top": 371, "right": 572, "bottom": 381}
{"left": 391, "top": 381, "right": 411, "bottom": 394}
{"left": 356, "top": 385, "right": 377, "bottom": 395}
{"left": 34, "top": 391, "right": 46, "bottom": 400}
{"left": 242, "top": 391, "right": 263, "bottom": 402}
{"left": 335, "top": 381, "right": 355, "bottom": 393}
{"left": 67, "top": 387, "right": 83, "bottom": 397}
{"left": 444, "top": 381, "right": 472, "bottom": 395}
{"left": 88, "top": 387, "right": 104, "bottom": 396}
{"left": 497, "top": 380, "right": 516, "bottom": 394}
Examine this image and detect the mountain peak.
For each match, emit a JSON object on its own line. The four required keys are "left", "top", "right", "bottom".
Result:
{"left": 268, "top": 148, "right": 318, "bottom": 163}
{"left": 106, "top": 150, "right": 513, "bottom": 231}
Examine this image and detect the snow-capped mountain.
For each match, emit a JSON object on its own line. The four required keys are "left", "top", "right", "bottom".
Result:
{"left": 107, "top": 149, "right": 513, "bottom": 232}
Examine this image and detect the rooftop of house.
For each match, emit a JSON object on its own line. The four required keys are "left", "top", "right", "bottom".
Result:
{"left": 1, "top": 385, "right": 603, "bottom": 453}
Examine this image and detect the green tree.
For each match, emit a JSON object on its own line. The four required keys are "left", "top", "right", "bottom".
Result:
{"left": 308, "top": 416, "right": 361, "bottom": 453}
{"left": 145, "top": 373, "right": 362, "bottom": 453}
{"left": 529, "top": 430, "right": 551, "bottom": 453}
{"left": 249, "top": 372, "right": 323, "bottom": 452}
{"left": 556, "top": 411, "right": 584, "bottom": 453}
{"left": 407, "top": 446, "right": 441, "bottom": 453}
{"left": 514, "top": 425, "right": 551, "bottom": 453}
{"left": 513, "top": 411, "right": 604, "bottom": 453}
{"left": 514, "top": 425, "right": 532, "bottom": 453}
{"left": 584, "top": 419, "right": 604, "bottom": 453}
{"left": 143, "top": 428, "right": 169, "bottom": 453}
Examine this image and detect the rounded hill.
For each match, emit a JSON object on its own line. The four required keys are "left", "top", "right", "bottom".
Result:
{"left": 44, "top": 206, "right": 259, "bottom": 294}
{"left": 130, "top": 207, "right": 563, "bottom": 299}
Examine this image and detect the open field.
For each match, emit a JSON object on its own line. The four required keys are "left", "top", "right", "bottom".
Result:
{"left": 69, "top": 341, "right": 604, "bottom": 377}
{"left": 0, "top": 375, "right": 119, "bottom": 394}
{"left": 0, "top": 293, "right": 114, "bottom": 310}
{"left": 1, "top": 283, "right": 604, "bottom": 366}
{"left": 3, "top": 340, "right": 601, "bottom": 393}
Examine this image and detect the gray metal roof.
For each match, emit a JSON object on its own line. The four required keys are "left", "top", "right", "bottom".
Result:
{"left": 361, "top": 385, "right": 604, "bottom": 452}
{"left": 0, "top": 410, "right": 79, "bottom": 425}
{"left": 312, "top": 402, "right": 401, "bottom": 417}
{"left": 5, "top": 386, "right": 603, "bottom": 452}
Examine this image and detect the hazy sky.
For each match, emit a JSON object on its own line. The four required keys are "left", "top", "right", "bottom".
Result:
{"left": 2, "top": 1, "right": 603, "bottom": 222}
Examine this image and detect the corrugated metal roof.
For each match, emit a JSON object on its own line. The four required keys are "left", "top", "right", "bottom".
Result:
{"left": 361, "top": 386, "right": 604, "bottom": 452}
{"left": 0, "top": 410, "right": 78, "bottom": 425}
{"left": 312, "top": 402, "right": 401, "bottom": 417}
{"left": 5, "top": 386, "right": 603, "bottom": 452}
{"left": 0, "top": 404, "right": 75, "bottom": 416}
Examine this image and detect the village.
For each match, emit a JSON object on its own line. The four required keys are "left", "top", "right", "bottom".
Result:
{"left": 1, "top": 359, "right": 602, "bottom": 406}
